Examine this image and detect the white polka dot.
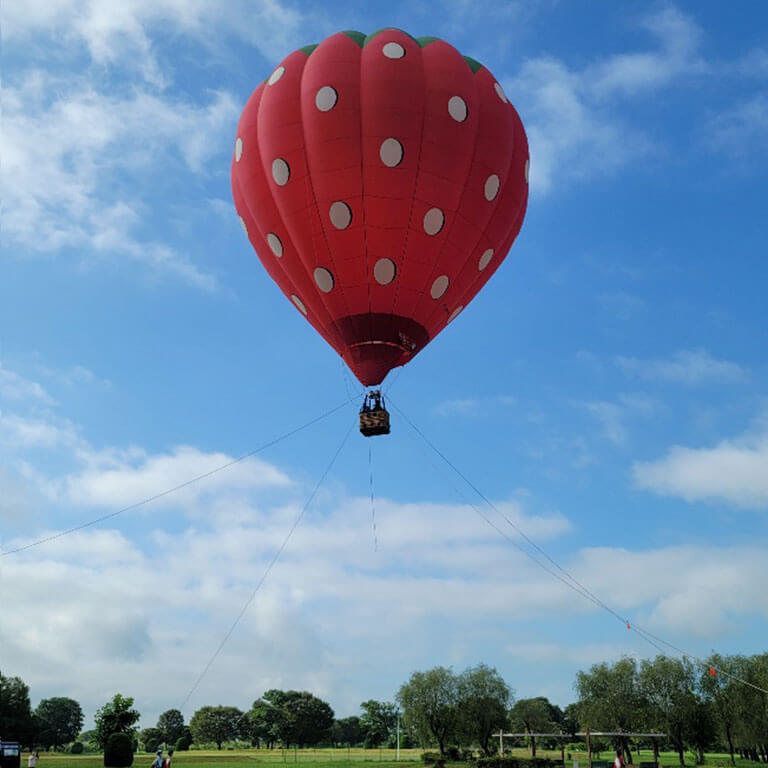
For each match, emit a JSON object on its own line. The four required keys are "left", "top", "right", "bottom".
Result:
{"left": 423, "top": 207, "right": 445, "bottom": 236}
{"left": 235, "top": 137, "right": 243, "bottom": 162}
{"left": 525, "top": 158, "right": 530, "bottom": 184}
{"left": 448, "top": 305, "right": 464, "bottom": 323}
{"left": 448, "top": 96, "right": 467, "bottom": 123}
{"left": 291, "top": 294, "right": 307, "bottom": 315}
{"left": 494, "top": 81, "right": 508, "bottom": 103}
{"left": 329, "top": 201, "right": 352, "bottom": 230}
{"left": 314, "top": 267, "right": 334, "bottom": 293}
{"left": 272, "top": 158, "right": 290, "bottom": 186}
{"left": 315, "top": 86, "right": 337, "bottom": 112}
{"left": 379, "top": 138, "right": 403, "bottom": 167}
{"left": 374, "top": 258, "right": 396, "bottom": 285}
{"left": 478, "top": 248, "right": 494, "bottom": 270}
{"left": 485, "top": 174, "right": 500, "bottom": 201}
{"left": 268, "top": 66, "right": 285, "bottom": 85}
{"left": 431, "top": 275, "right": 449, "bottom": 299}
{"left": 266, "top": 233, "right": 283, "bottom": 257}
{"left": 382, "top": 42, "right": 405, "bottom": 59}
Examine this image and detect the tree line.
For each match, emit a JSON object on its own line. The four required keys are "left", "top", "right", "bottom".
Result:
{"left": 2, "top": 652, "right": 766, "bottom": 766}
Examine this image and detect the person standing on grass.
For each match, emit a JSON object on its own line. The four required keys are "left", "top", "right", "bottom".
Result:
{"left": 152, "top": 750, "right": 164, "bottom": 768}
{"left": 614, "top": 751, "right": 625, "bottom": 768}
{"left": 163, "top": 749, "right": 174, "bottom": 768}
{"left": 28, "top": 752, "right": 39, "bottom": 768}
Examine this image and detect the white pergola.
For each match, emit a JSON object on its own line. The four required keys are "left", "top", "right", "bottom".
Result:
{"left": 494, "top": 730, "right": 666, "bottom": 767}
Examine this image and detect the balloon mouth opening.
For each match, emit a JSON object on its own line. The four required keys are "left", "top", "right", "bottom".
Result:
{"left": 338, "top": 313, "right": 429, "bottom": 386}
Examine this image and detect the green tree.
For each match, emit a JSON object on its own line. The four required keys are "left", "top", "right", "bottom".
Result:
{"left": 331, "top": 717, "right": 362, "bottom": 747}
{"left": 35, "top": 698, "right": 84, "bottom": 750}
{"left": 397, "top": 667, "right": 459, "bottom": 756}
{"left": 0, "top": 673, "right": 36, "bottom": 747}
{"left": 246, "top": 696, "right": 286, "bottom": 749}
{"left": 94, "top": 694, "right": 140, "bottom": 750}
{"left": 247, "top": 690, "right": 334, "bottom": 748}
{"left": 139, "top": 728, "right": 163, "bottom": 753}
{"left": 509, "top": 698, "right": 557, "bottom": 758}
{"left": 699, "top": 654, "right": 740, "bottom": 766}
{"left": 189, "top": 706, "right": 244, "bottom": 749}
{"left": 575, "top": 657, "right": 643, "bottom": 764}
{"left": 360, "top": 701, "right": 397, "bottom": 748}
{"left": 731, "top": 654, "right": 768, "bottom": 763}
{"left": 457, "top": 664, "right": 511, "bottom": 756}
{"left": 156, "top": 710, "right": 185, "bottom": 747}
{"left": 639, "top": 656, "right": 698, "bottom": 767}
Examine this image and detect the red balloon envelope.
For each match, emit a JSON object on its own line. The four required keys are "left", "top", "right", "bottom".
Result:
{"left": 231, "top": 29, "right": 529, "bottom": 386}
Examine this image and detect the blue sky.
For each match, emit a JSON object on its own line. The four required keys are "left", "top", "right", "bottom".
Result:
{"left": 2, "top": 0, "right": 768, "bottom": 730}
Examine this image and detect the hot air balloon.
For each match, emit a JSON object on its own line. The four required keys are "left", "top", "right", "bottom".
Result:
{"left": 231, "top": 29, "right": 529, "bottom": 435}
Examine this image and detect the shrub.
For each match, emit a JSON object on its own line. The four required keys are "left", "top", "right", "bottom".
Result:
{"left": 422, "top": 753, "right": 446, "bottom": 768}
{"left": 104, "top": 733, "right": 134, "bottom": 767}
{"left": 175, "top": 733, "right": 192, "bottom": 752}
{"left": 70, "top": 743, "right": 84, "bottom": 754}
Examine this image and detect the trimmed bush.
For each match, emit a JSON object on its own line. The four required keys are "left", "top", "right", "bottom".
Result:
{"left": 70, "top": 743, "right": 84, "bottom": 754}
{"left": 175, "top": 733, "right": 192, "bottom": 752}
{"left": 104, "top": 733, "right": 134, "bottom": 767}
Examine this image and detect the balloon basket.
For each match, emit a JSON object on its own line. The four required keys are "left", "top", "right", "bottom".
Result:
{"left": 359, "top": 390, "right": 390, "bottom": 437}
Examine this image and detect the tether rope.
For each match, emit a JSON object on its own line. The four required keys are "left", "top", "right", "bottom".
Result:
{"left": 391, "top": 398, "right": 768, "bottom": 696}
{"left": 1, "top": 399, "right": 352, "bottom": 557}
{"left": 181, "top": 419, "right": 355, "bottom": 708}
{"left": 368, "top": 443, "right": 379, "bottom": 552}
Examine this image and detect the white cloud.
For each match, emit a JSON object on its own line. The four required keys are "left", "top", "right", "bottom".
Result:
{"left": 2, "top": 72, "right": 236, "bottom": 289}
{"left": 0, "top": 412, "right": 82, "bottom": 451}
{"left": 708, "top": 92, "right": 768, "bottom": 158}
{"left": 58, "top": 446, "right": 292, "bottom": 510}
{"left": 617, "top": 349, "right": 748, "bottom": 385}
{"left": 633, "top": 425, "right": 768, "bottom": 508}
{"left": 509, "top": 7, "right": 711, "bottom": 194}
{"left": 3, "top": 0, "right": 310, "bottom": 85}
{"left": 0, "top": 362, "right": 54, "bottom": 405}
{"left": 586, "top": 401, "right": 628, "bottom": 446}
{"left": 588, "top": 6, "right": 705, "bottom": 97}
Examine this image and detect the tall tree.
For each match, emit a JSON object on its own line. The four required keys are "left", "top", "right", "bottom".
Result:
{"left": 94, "top": 694, "right": 141, "bottom": 750}
{"left": 360, "top": 701, "right": 397, "bottom": 748}
{"left": 331, "top": 717, "right": 362, "bottom": 747}
{"left": 189, "top": 706, "right": 244, "bottom": 749}
{"left": 397, "top": 667, "right": 459, "bottom": 756}
{"left": 156, "top": 710, "right": 185, "bottom": 747}
{"left": 699, "top": 654, "right": 741, "bottom": 766}
{"left": 575, "top": 657, "right": 643, "bottom": 764}
{"left": 138, "top": 728, "right": 163, "bottom": 753}
{"left": 457, "top": 664, "right": 511, "bottom": 756}
{"left": 639, "top": 656, "right": 698, "bottom": 767}
{"left": 0, "top": 673, "right": 35, "bottom": 747}
{"left": 35, "top": 698, "right": 84, "bottom": 750}
{"left": 509, "top": 698, "right": 557, "bottom": 758}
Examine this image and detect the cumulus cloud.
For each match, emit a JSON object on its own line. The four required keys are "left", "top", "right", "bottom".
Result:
{"left": 2, "top": 73, "right": 237, "bottom": 289}
{"left": 3, "top": 0, "right": 310, "bottom": 84}
{"left": 617, "top": 349, "right": 748, "bottom": 385}
{"left": 511, "top": 7, "right": 704, "bottom": 194}
{"left": 58, "top": 446, "right": 292, "bottom": 511}
{"left": 4, "top": 496, "right": 767, "bottom": 723}
{"left": 0, "top": 362, "right": 54, "bottom": 405}
{"left": 708, "top": 92, "right": 768, "bottom": 158}
{"left": 633, "top": 425, "right": 768, "bottom": 508}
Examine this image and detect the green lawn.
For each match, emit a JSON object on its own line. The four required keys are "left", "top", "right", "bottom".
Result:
{"left": 18, "top": 749, "right": 765, "bottom": 768}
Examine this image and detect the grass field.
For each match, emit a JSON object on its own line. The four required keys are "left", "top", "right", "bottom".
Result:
{"left": 17, "top": 749, "right": 764, "bottom": 768}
